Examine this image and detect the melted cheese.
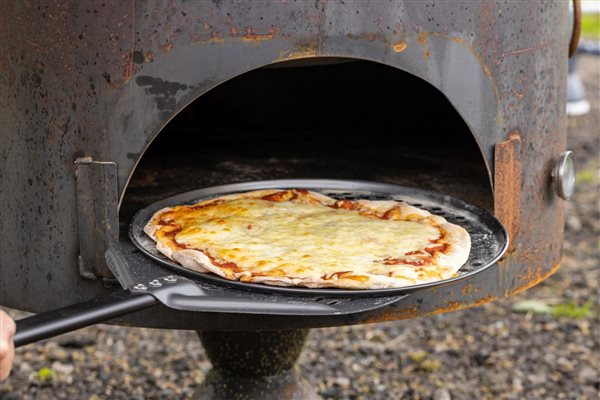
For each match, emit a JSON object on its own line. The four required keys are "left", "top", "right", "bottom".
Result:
{"left": 167, "top": 198, "right": 441, "bottom": 278}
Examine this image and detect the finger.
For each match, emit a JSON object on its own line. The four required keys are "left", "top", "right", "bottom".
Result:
{"left": 0, "top": 311, "right": 16, "bottom": 359}
{"left": 0, "top": 311, "right": 16, "bottom": 337}
{"left": 0, "top": 341, "right": 14, "bottom": 381}
{"left": 6, "top": 317, "right": 16, "bottom": 337}
{"left": 0, "top": 339, "right": 8, "bottom": 358}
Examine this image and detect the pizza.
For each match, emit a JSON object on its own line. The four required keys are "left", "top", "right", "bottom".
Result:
{"left": 143, "top": 189, "right": 471, "bottom": 289}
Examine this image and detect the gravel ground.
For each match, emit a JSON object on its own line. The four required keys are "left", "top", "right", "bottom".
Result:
{"left": 1, "top": 57, "right": 598, "bottom": 400}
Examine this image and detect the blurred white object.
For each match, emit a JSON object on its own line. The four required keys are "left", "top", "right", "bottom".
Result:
{"left": 567, "top": 70, "right": 591, "bottom": 117}
{"left": 581, "top": 0, "right": 600, "bottom": 14}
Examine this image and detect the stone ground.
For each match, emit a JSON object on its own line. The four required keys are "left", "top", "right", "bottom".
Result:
{"left": 1, "top": 57, "right": 598, "bottom": 400}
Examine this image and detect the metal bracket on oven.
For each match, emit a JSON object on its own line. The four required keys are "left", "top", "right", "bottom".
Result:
{"left": 75, "top": 157, "right": 119, "bottom": 280}
{"left": 494, "top": 134, "right": 521, "bottom": 254}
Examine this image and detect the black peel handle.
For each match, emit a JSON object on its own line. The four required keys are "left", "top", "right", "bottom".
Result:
{"left": 13, "top": 290, "right": 157, "bottom": 348}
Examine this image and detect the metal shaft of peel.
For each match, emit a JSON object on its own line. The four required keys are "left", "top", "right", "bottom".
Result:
{"left": 13, "top": 291, "right": 157, "bottom": 347}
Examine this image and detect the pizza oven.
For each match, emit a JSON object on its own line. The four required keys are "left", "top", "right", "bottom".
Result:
{"left": 0, "top": 1, "right": 576, "bottom": 398}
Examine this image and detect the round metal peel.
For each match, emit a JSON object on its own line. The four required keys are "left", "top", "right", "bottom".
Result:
{"left": 129, "top": 179, "right": 509, "bottom": 297}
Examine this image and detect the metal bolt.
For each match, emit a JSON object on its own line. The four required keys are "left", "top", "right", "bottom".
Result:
{"left": 163, "top": 276, "right": 177, "bottom": 283}
{"left": 133, "top": 284, "right": 147, "bottom": 290}
{"left": 552, "top": 150, "right": 576, "bottom": 200}
{"left": 149, "top": 279, "right": 163, "bottom": 287}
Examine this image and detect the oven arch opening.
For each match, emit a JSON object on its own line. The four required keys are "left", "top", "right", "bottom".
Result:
{"left": 119, "top": 58, "right": 493, "bottom": 234}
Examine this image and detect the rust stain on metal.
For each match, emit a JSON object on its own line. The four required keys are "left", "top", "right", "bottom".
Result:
{"left": 123, "top": 0, "right": 136, "bottom": 86}
{"left": 395, "top": 304, "right": 419, "bottom": 318}
{"left": 144, "top": 51, "right": 154, "bottom": 63}
{"left": 473, "top": 295, "right": 497, "bottom": 307}
{"left": 208, "top": 37, "right": 225, "bottom": 44}
{"left": 392, "top": 42, "right": 407, "bottom": 53}
{"left": 160, "top": 42, "right": 174, "bottom": 52}
{"left": 498, "top": 42, "right": 553, "bottom": 62}
{"left": 481, "top": 63, "right": 494, "bottom": 84}
{"left": 364, "top": 305, "right": 419, "bottom": 324}
{"left": 241, "top": 34, "right": 274, "bottom": 42}
{"left": 121, "top": 53, "right": 135, "bottom": 86}
{"left": 240, "top": 27, "right": 280, "bottom": 43}
{"left": 509, "top": 263, "right": 561, "bottom": 297}
{"left": 494, "top": 133, "right": 521, "bottom": 252}
{"left": 276, "top": 48, "right": 319, "bottom": 62}
{"left": 429, "top": 300, "right": 462, "bottom": 315}
{"left": 461, "top": 283, "right": 481, "bottom": 295}
{"left": 448, "top": 36, "right": 465, "bottom": 45}
{"left": 190, "top": 36, "right": 226, "bottom": 45}
{"left": 101, "top": 0, "right": 137, "bottom": 89}
{"left": 426, "top": 296, "right": 497, "bottom": 317}
{"left": 347, "top": 32, "right": 380, "bottom": 42}
{"left": 417, "top": 32, "right": 431, "bottom": 60}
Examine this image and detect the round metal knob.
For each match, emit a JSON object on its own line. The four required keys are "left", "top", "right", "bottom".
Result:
{"left": 552, "top": 151, "right": 576, "bottom": 200}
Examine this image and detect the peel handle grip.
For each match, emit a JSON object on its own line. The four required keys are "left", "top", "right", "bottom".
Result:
{"left": 13, "top": 290, "right": 157, "bottom": 348}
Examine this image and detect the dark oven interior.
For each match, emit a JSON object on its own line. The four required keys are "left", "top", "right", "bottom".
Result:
{"left": 119, "top": 59, "right": 493, "bottom": 236}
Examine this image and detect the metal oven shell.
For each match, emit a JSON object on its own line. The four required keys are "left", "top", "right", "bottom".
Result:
{"left": 0, "top": 1, "right": 568, "bottom": 329}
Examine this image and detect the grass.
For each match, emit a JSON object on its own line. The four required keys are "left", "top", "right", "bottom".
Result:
{"left": 35, "top": 367, "right": 55, "bottom": 383}
{"left": 576, "top": 169, "right": 596, "bottom": 184}
{"left": 550, "top": 300, "right": 595, "bottom": 319}
{"left": 512, "top": 299, "right": 596, "bottom": 319}
{"left": 582, "top": 13, "right": 600, "bottom": 39}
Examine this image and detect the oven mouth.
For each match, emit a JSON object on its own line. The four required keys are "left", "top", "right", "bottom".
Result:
{"left": 119, "top": 59, "right": 494, "bottom": 237}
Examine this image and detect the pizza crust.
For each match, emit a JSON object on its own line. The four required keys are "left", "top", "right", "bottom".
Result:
{"left": 143, "top": 189, "right": 471, "bottom": 289}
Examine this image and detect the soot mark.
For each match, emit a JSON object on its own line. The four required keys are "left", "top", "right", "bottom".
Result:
{"left": 136, "top": 76, "right": 188, "bottom": 97}
{"left": 136, "top": 75, "right": 189, "bottom": 113}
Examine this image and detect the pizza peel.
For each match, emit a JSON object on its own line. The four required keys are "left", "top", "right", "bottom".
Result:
{"left": 14, "top": 180, "right": 508, "bottom": 347}
{"left": 14, "top": 241, "right": 404, "bottom": 347}
{"left": 128, "top": 179, "right": 508, "bottom": 296}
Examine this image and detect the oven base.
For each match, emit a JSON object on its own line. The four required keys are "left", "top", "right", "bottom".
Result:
{"left": 195, "top": 330, "right": 315, "bottom": 400}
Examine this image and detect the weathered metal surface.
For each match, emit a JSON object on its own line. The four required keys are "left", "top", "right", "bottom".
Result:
{"left": 494, "top": 134, "right": 521, "bottom": 253}
{"left": 75, "top": 158, "right": 118, "bottom": 279}
{"left": 195, "top": 330, "right": 315, "bottom": 400}
{"left": 0, "top": 1, "right": 569, "bottom": 329}
{"left": 570, "top": 0, "right": 582, "bottom": 57}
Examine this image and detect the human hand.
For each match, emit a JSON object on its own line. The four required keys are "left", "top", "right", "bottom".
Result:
{"left": 0, "top": 310, "right": 16, "bottom": 381}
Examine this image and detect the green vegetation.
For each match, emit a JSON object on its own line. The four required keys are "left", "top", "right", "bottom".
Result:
{"left": 512, "top": 299, "right": 596, "bottom": 319}
{"left": 582, "top": 13, "right": 600, "bottom": 39}
{"left": 576, "top": 169, "right": 596, "bottom": 184}
{"left": 35, "top": 367, "right": 55, "bottom": 383}
{"left": 550, "top": 300, "right": 595, "bottom": 319}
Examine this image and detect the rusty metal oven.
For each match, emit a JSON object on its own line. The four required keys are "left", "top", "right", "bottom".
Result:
{"left": 0, "top": 1, "right": 575, "bottom": 398}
